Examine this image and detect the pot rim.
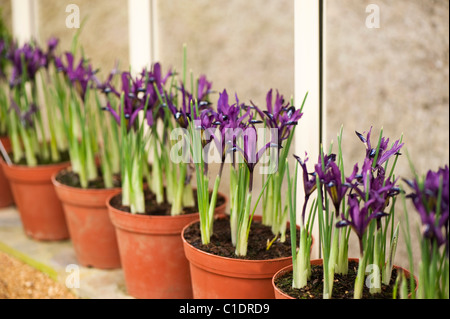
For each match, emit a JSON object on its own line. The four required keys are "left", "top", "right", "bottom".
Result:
{"left": 181, "top": 216, "right": 294, "bottom": 264}
{"left": 0, "top": 157, "right": 70, "bottom": 171}
{"left": 272, "top": 258, "right": 419, "bottom": 299}
{"left": 1, "top": 159, "right": 71, "bottom": 183}
{"left": 107, "top": 190, "right": 228, "bottom": 235}
{"left": 106, "top": 190, "right": 228, "bottom": 221}
{"left": 272, "top": 264, "right": 295, "bottom": 299}
{"left": 51, "top": 167, "right": 122, "bottom": 194}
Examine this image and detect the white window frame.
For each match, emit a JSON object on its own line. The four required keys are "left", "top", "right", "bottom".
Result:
{"left": 11, "top": 0, "right": 39, "bottom": 45}
{"left": 294, "top": 0, "right": 326, "bottom": 258}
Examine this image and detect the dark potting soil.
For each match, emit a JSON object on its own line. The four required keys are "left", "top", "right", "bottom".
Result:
{"left": 110, "top": 189, "right": 226, "bottom": 216}
{"left": 274, "top": 260, "right": 408, "bottom": 299}
{"left": 55, "top": 168, "right": 122, "bottom": 189}
{"left": 183, "top": 216, "right": 296, "bottom": 260}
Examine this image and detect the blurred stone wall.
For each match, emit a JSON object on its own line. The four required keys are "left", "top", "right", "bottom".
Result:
{"left": 1, "top": 0, "right": 448, "bottom": 268}
{"left": 325, "top": 0, "right": 449, "bottom": 267}
{"left": 0, "top": 0, "right": 129, "bottom": 77}
{"left": 326, "top": 0, "right": 449, "bottom": 181}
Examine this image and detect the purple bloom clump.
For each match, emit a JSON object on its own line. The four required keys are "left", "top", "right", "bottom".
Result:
{"left": 212, "top": 89, "right": 252, "bottom": 162}
{"left": 350, "top": 158, "right": 400, "bottom": 208}
{"left": 92, "top": 61, "right": 120, "bottom": 95}
{"left": 169, "top": 75, "right": 213, "bottom": 129}
{"left": 196, "top": 75, "right": 213, "bottom": 102}
{"left": 254, "top": 89, "right": 303, "bottom": 149}
{"left": 336, "top": 194, "right": 388, "bottom": 255}
{"left": 345, "top": 157, "right": 401, "bottom": 230}
{"left": 44, "top": 37, "right": 59, "bottom": 69}
{"left": 405, "top": 165, "right": 449, "bottom": 250}
{"left": 233, "top": 108, "right": 275, "bottom": 177}
{"left": 8, "top": 42, "right": 46, "bottom": 87}
{"left": 103, "top": 63, "right": 172, "bottom": 132}
{"left": 54, "top": 52, "right": 96, "bottom": 103}
{"left": 315, "top": 153, "right": 352, "bottom": 217}
{"left": 355, "top": 127, "right": 404, "bottom": 169}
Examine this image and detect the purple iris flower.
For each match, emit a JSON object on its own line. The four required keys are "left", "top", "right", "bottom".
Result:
{"left": 369, "top": 167, "right": 401, "bottom": 211}
{"left": 171, "top": 83, "right": 194, "bottom": 129}
{"left": 294, "top": 153, "right": 317, "bottom": 224}
{"left": 235, "top": 113, "right": 274, "bottom": 176}
{"left": 92, "top": 62, "right": 120, "bottom": 95}
{"left": 188, "top": 107, "right": 217, "bottom": 177}
{"left": 54, "top": 52, "right": 96, "bottom": 103}
{"left": 211, "top": 90, "right": 252, "bottom": 162}
{"left": 254, "top": 89, "right": 303, "bottom": 149}
{"left": 196, "top": 75, "right": 213, "bottom": 101}
{"left": 356, "top": 127, "right": 404, "bottom": 168}
{"left": 8, "top": 42, "right": 46, "bottom": 87}
{"left": 336, "top": 194, "right": 388, "bottom": 255}
{"left": 44, "top": 37, "right": 59, "bottom": 69}
{"left": 315, "top": 153, "right": 351, "bottom": 217}
{"left": 405, "top": 166, "right": 449, "bottom": 249}
{"left": 350, "top": 159, "right": 400, "bottom": 205}
{"left": 346, "top": 157, "right": 401, "bottom": 230}
{"left": 104, "top": 71, "right": 148, "bottom": 131}
{"left": 171, "top": 75, "right": 213, "bottom": 129}
{"left": 9, "top": 97, "right": 38, "bottom": 129}
{"left": 103, "top": 63, "right": 172, "bottom": 131}
{"left": 47, "top": 37, "right": 59, "bottom": 53}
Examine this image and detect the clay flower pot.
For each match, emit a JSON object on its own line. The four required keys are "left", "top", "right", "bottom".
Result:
{"left": 0, "top": 159, "right": 70, "bottom": 240}
{"left": 272, "top": 259, "right": 324, "bottom": 299}
{"left": 107, "top": 191, "right": 228, "bottom": 299}
{"left": 0, "top": 136, "right": 14, "bottom": 208}
{"left": 182, "top": 216, "right": 294, "bottom": 299}
{"left": 52, "top": 168, "right": 122, "bottom": 269}
{"left": 272, "top": 258, "right": 418, "bottom": 299}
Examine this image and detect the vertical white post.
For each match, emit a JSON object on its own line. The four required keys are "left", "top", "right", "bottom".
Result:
{"left": 128, "top": 0, "right": 159, "bottom": 149}
{"left": 128, "top": 0, "right": 158, "bottom": 73}
{"left": 11, "top": 0, "right": 38, "bottom": 45}
{"left": 294, "top": 0, "right": 326, "bottom": 259}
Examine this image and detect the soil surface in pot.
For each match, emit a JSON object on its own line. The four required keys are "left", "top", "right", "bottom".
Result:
{"left": 55, "top": 168, "right": 122, "bottom": 189}
{"left": 183, "top": 216, "right": 297, "bottom": 260}
{"left": 274, "top": 260, "right": 409, "bottom": 299}
{"left": 4, "top": 150, "right": 70, "bottom": 166}
{"left": 110, "top": 190, "right": 226, "bottom": 216}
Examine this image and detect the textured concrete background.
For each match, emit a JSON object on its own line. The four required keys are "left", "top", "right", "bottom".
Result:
{"left": 1, "top": 0, "right": 448, "bottom": 269}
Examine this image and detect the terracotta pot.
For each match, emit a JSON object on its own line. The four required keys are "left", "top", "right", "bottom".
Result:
{"left": 272, "top": 258, "right": 418, "bottom": 299}
{"left": 272, "top": 259, "right": 322, "bottom": 299}
{"left": 52, "top": 168, "right": 122, "bottom": 269}
{"left": 0, "top": 136, "right": 14, "bottom": 208}
{"left": 107, "top": 191, "right": 228, "bottom": 299}
{"left": 0, "top": 159, "right": 70, "bottom": 240}
{"left": 182, "top": 216, "right": 294, "bottom": 299}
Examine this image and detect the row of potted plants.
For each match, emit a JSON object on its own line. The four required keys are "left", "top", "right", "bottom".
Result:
{"left": 0, "top": 33, "right": 301, "bottom": 299}
{"left": 0, "top": 27, "right": 448, "bottom": 299}
{"left": 273, "top": 151, "right": 448, "bottom": 299}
